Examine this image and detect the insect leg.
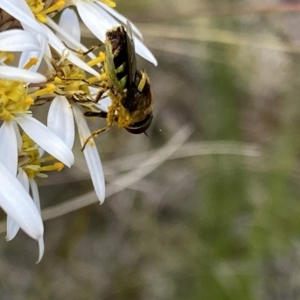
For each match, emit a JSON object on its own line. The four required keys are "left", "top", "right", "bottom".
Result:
{"left": 62, "top": 42, "right": 104, "bottom": 56}
{"left": 82, "top": 44, "right": 104, "bottom": 56}
{"left": 81, "top": 123, "right": 111, "bottom": 151}
{"left": 84, "top": 111, "right": 108, "bottom": 118}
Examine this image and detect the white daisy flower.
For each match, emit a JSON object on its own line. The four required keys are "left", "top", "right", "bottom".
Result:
{"left": 0, "top": 73, "right": 74, "bottom": 169}
{"left": 0, "top": 71, "right": 72, "bottom": 261}
{"left": 7, "top": 131, "right": 65, "bottom": 262}
{"left": 46, "top": 8, "right": 105, "bottom": 203}
{"left": 0, "top": 0, "right": 100, "bottom": 77}
{"left": 0, "top": 29, "right": 72, "bottom": 259}
{"left": 0, "top": 28, "right": 73, "bottom": 169}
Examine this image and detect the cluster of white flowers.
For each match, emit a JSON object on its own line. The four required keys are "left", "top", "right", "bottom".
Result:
{"left": 0, "top": 0, "right": 156, "bottom": 262}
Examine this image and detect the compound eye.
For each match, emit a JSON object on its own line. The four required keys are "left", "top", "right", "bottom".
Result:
{"left": 125, "top": 113, "right": 153, "bottom": 134}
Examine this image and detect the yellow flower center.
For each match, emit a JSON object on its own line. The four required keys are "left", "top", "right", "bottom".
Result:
{"left": 26, "top": 0, "right": 65, "bottom": 23}
{"left": 0, "top": 80, "right": 32, "bottom": 121}
{"left": 18, "top": 132, "right": 64, "bottom": 179}
{"left": 0, "top": 78, "right": 56, "bottom": 121}
{"left": 50, "top": 51, "right": 106, "bottom": 103}
{"left": 52, "top": 58, "right": 91, "bottom": 98}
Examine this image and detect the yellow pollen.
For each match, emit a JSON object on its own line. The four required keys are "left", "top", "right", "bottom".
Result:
{"left": 27, "top": 0, "right": 65, "bottom": 23}
{"left": 26, "top": 0, "right": 44, "bottom": 13}
{"left": 100, "top": 0, "right": 116, "bottom": 7}
{"left": 42, "top": 0, "right": 65, "bottom": 14}
{"left": 23, "top": 57, "right": 39, "bottom": 70}
{"left": 41, "top": 162, "right": 64, "bottom": 172}
{"left": 11, "top": 99, "right": 31, "bottom": 113}
{"left": 0, "top": 52, "right": 15, "bottom": 64}
{"left": 35, "top": 14, "right": 47, "bottom": 23}
{"left": 41, "top": 155, "right": 55, "bottom": 162}
{"left": 30, "top": 84, "right": 56, "bottom": 97}
{"left": 19, "top": 133, "right": 65, "bottom": 178}
{"left": 4, "top": 54, "right": 14, "bottom": 64}
{"left": 54, "top": 76, "right": 63, "bottom": 84}
{"left": 87, "top": 52, "right": 106, "bottom": 67}
{"left": 86, "top": 76, "right": 99, "bottom": 84}
{"left": 0, "top": 105, "right": 13, "bottom": 121}
{"left": 101, "top": 73, "right": 109, "bottom": 80}
{"left": 0, "top": 79, "right": 31, "bottom": 120}
{"left": 25, "top": 97, "right": 34, "bottom": 106}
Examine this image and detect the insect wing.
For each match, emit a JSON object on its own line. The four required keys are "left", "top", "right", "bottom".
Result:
{"left": 125, "top": 21, "right": 137, "bottom": 92}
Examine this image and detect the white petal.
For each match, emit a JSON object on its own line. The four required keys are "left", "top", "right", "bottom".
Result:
{"left": 6, "top": 216, "right": 20, "bottom": 241}
{"left": 37, "top": 237, "right": 45, "bottom": 263}
{"left": 93, "top": 96, "right": 111, "bottom": 112}
{"left": 72, "top": 104, "right": 105, "bottom": 203}
{"left": 133, "top": 38, "right": 158, "bottom": 66}
{"left": 92, "top": 2, "right": 125, "bottom": 30}
{"left": 0, "top": 162, "right": 43, "bottom": 239}
{"left": 29, "top": 179, "right": 44, "bottom": 263}
{"left": 6, "top": 168, "right": 29, "bottom": 241}
{"left": 41, "top": 43, "right": 54, "bottom": 72}
{"left": 41, "top": 24, "right": 101, "bottom": 78}
{"left": 75, "top": 0, "right": 112, "bottom": 42}
{"left": 58, "top": 8, "right": 81, "bottom": 45}
{"left": 88, "top": 87, "right": 111, "bottom": 112}
{"left": 0, "top": 29, "right": 40, "bottom": 52}
{"left": 0, "top": 122, "right": 18, "bottom": 175}
{"left": 0, "top": 66, "right": 46, "bottom": 83}
{"left": 12, "top": 121, "right": 22, "bottom": 150}
{"left": 29, "top": 179, "right": 40, "bottom": 210}
{"left": 38, "top": 147, "right": 45, "bottom": 157}
{"left": 15, "top": 115, "right": 74, "bottom": 168}
{"left": 96, "top": 2, "right": 143, "bottom": 40}
{"left": 47, "top": 96, "right": 75, "bottom": 149}
{"left": 0, "top": 0, "right": 47, "bottom": 37}
{"left": 18, "top": 168, "right": 30, "bottom": 193}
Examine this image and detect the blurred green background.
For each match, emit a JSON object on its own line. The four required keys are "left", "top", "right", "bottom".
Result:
{"left": 3, "top": 0, "right": 300, "bottom": 299}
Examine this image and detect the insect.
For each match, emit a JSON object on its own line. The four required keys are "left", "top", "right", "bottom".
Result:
{"left": 82, "top": 23, "right": 153, "bottom": 150}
